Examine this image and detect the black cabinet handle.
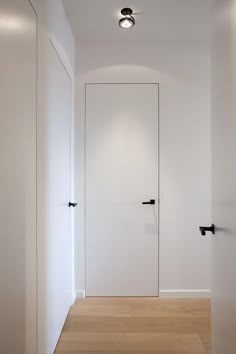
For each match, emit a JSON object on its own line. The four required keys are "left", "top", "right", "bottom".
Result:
{"left": 199, "top": 224, "right": 215, "bottom": 236}
{"left": 142, "top": 199, "right": 155, "bottom": 205}
{"left": 69, "top": 202, "right": 78, "bottom": 208}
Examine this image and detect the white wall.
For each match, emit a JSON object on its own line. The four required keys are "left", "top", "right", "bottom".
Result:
{"left": 29, "top": 0, "right": 75, "bottom": 353}
{"left": 0, "top": 1, "right": 36, "bottom": 353}
{"left": 75, "top": 40, "right": 211, "bottom": 297}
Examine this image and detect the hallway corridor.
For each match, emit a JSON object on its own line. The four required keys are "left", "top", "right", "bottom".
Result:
{"left": 55, "top": 297, "right": 211, "bottom": 353}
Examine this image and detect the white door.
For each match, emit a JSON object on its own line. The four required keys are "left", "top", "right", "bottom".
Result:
{"left": 212, "top": 0, "right": 236, "bottom": 352}
{"left": 38, "top": 42, "right": 72, "bottom": 354}
{"left": 86, "top": 83, "right": 159, "bottom": 296}
{"left": 0, "top": 1, "right": 36, "bottom": 353}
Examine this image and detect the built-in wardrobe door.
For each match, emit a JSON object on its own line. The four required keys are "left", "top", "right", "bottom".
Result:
{"left": 0, "top": 1, "right": 37, "bottom": 354}
{"left": 212, "top": 0, "right": 236, "bottom": 352}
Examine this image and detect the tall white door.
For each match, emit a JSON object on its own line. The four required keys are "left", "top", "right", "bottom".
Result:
{"left": 0, "top": 1, "right": 36, "bottom": 353}
{"left": 86, "top": 84, "right": 159, "bottom": 296}
{"left": 212, "top": 0, "right": 236, "bottom": 353}
{"left": 38, "top": 42, "right": 72, "bottom": 354}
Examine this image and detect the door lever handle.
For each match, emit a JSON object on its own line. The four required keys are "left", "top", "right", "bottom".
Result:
{"left": 199, "top": 224, "right": 215, "bottom": 236}
{"left": 69, "top": 202, "right": 78, "bottom": 208}
{"left": 142, "top": 199, "right": 155, "bottom": 205}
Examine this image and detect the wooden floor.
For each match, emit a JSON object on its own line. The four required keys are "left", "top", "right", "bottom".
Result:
{"left": 55, "top": 297, "right": 211, "bottom": 354}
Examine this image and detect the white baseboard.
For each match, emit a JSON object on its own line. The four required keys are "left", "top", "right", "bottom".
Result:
{"left": 75, "top": 289, "right": 210, "bottom": 299}
{"left": 159, "top": 289, "right": 211, "bottom": 298}
{"left": 71, "top": 290, "right": 76, "bottom": 304}
{"left": 76, "top": 289, "right": 86, "bottom": 298}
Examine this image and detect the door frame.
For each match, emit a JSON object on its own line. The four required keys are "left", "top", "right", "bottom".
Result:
{"left": 84, "top": 82, "right": 160, "bottom": 297}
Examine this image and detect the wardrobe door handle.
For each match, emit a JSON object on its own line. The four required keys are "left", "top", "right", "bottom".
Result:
{"left": 142, "top": 199, "right": 155, "bottom": 205}
{"left": 69, "top": 202, "right": 78, "bottom": 208}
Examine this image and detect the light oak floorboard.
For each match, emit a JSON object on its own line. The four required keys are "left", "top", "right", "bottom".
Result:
{"left": 55, "top": 298, "right": 211, "bottom": 354}
{"left": 64, "top": 316, "right": 210, "bottom": 334}
{"left": 56, "top": 352, "right": 207, "bottom": 354}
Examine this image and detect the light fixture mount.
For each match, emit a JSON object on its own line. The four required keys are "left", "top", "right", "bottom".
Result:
{"left": 121, "top": 8, "right": 133, "bottom": 16}
{"left": 119, "top": 8, "right": 135, "bottom": 29}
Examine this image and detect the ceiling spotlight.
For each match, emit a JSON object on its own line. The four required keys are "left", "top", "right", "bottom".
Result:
{"left": 119, "top": 8, "right": 135, "bottom": 29}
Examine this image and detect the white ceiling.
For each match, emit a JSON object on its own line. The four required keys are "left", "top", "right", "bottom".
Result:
{"left": 62, "top": 0, "right": 210, "bottom": 42}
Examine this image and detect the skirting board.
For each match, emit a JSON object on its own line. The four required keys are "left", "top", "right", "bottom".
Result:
{"left": 71, "top": 292, "right": 76, "bottom": 304}
{"left": 76, "top": 290, "right": 86, "bottom": 298}
{"left": 75, "top": 289, "right": 211, "bottom": 298}
{"left": 159, "top": 290, "right": 211, "bottom": 298}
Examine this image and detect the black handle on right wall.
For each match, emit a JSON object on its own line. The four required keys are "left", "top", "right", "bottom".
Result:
{"left": 199, "top": 224, "right": 215, "bottom": 236}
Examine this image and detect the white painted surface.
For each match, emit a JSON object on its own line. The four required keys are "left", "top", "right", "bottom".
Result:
{"left": 63, "top": 0, "right": 210, "bottom": 41}
{"left": 75, "top": 40, "right": 211, "bottom": 296}
{"left": 0, "top": 0, "right": 36, "bottom": 353}
{"left": 86, "top": 84, "right": 159, "bottom": 296}
{"left": 159, "top": 290, "right": 211, "bottom": 298}
{"left": 30, "top": 0, "right": 75, "bottom": 72}
{"left": 34, "top": 0, "right": 75, "bottom": 353}
{"left": 76, "top": 290, "right": 86, "bottom": 298}
{"left": 41, "top": 41, "right": 72, "bottom": 354}
{"left": 212, "top": 1, "right": 236, "bottom": 352}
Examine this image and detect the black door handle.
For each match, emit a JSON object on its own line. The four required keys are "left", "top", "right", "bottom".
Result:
{"left": 69, "top": 202, "right": 78, "bottom": 208}
{"left": 142, "top": 199, "right": 155, "bottom": 205}
{"left": 199, "top": 224, "right": 215, "bottom": 236}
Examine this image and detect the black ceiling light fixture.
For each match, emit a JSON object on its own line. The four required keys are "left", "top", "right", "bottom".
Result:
{"left": 119, "top": 8, "right": 135, "bottom": 29}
